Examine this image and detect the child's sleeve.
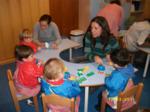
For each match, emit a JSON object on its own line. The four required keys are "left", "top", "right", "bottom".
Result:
{"left": 33, "top": 61, "right": 44, "bottom": 77}
{"left": 105, "top": 71, "right": 125, "bottom": 91}
{"left": 67, "top": 81, "right": 81, "bottom": 98}
{"left": 40, "top": 78, "right": 53, "bottom": 95}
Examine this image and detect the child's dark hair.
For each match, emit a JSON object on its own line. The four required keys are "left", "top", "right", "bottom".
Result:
{"left": 110, "top": 48, "right": 130, "bottom": 67}
{"left": 15, "top": 45, "right": 34, "bottom": 61}
{"left": 39, "top": 14, "right": 52, "bottom": 25}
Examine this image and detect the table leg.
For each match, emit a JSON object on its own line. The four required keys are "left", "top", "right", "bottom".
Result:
{"left": 69, "top": 48, "right": 72, "bottom": 61}
{"left": 143, "top": 54, "right": 150, "bottom": 78}
{"left": 84, "top": 87, "right": 89, "bottom": 112}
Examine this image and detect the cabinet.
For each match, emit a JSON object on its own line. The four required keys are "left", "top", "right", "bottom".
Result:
{"left": 50, "top": 0, "right": 79, "bottom": 36}
{"left": 131, "top": 0, "right": 150, "bottom": 20}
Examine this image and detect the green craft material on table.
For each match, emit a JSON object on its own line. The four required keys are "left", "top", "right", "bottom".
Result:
{"left": 77, "top": 77, "right": 87, "bottom": 84}
{"left": 86, "top": 72, "right": 94, "bottom": 77}
{"left": 77, "top": 68, "right": 84, "bottom": 71}
{"left": 77, "top": 70, "right": 83, "bottom": 76}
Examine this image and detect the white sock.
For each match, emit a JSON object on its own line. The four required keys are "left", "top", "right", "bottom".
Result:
{"left": 27, "top": 99, "right": 33, "bottom": 104}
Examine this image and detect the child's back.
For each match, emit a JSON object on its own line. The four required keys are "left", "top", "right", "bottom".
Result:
{"left": 14, "top": 45, "right": 43, "bottom": 97}
{"left": 41, "top": 58, "right": 80, "bottom": 112}
{"left": 105, "top": 48, "right": 134, "bottom": 98}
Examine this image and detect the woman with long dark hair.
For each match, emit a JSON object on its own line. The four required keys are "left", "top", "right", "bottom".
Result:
{"left": 84, "top": 16, "right": 120, "bottom": 65}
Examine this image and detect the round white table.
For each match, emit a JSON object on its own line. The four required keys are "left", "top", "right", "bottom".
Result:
{"left": 36, "top": 39, "right": 114, "bottom": 112}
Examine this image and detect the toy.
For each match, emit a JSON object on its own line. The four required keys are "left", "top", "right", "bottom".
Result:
{"left": 82, "top": 66, "right": 89, "bottom": 73}
{"left": 64, "top": 72, "right": 71, "bottom": 79}
{"left": 97, "top": 65, "right": 105, "bottom": 74}
{"left": 45, "top": 42, "right": 50, "bottom": 48}
{"left": 69, "top": 75, "right": 77, "bottom": 80}
{"left": 77, "top": 77, "right": 87, "bottom": 84}
{"left": 64, "top": 66, "right": 68, "bottom": 72}
{"left": 77, "top": 70, "right": 83, "bottom": 76}
{"left": 86, "top": 72, "right": 94, "bottom": 77}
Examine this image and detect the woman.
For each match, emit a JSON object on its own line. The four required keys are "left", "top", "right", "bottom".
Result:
{"left": 97, "top": 0, "right": 123, "bottom": 37}
{"left": 84, "top": 16, "right": 120, "bottom": 65}
{"left": 33, "top": 14, "right": 61, "bottom": 48}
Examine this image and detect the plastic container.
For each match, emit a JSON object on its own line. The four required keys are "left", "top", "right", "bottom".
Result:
{"left": 70, "top": 29, "right": 84, "bottom": 48}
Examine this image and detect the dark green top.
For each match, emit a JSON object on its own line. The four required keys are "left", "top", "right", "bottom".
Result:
{"left": 84, "top": 32, "right": 120, "bottom": 61}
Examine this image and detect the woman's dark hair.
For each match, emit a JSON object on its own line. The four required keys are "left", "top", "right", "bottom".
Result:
{"left": 15, "top": 45, "right": 34, "bottom": 61}
{"left": 84, "top": 16, "right": 113, "bottom": 50}
{"left": 39, "top": 14, "right": 52, "bottom": 25}
{"left": 110, "top": 48, "right": 130, "bottom": 67}
{"left": 110, "top": 0, "right": 121, "bottom": 6}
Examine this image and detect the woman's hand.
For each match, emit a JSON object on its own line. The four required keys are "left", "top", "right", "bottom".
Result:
{"left": 37, "top": 47, "right": 42, "bottom": 51}
{"left": 94, "top": 55, "right": 103, "bottom": 65}
{"left": 51, "top": 42, "right": 58, "bottom": 49}
{"left": 106, "top": 54, "right": 111, "bottom": 62}
{"left": 106, "top": 54, "right": 113, "bottom": 66}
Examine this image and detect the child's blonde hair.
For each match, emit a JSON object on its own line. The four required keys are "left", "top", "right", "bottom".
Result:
{"left": 20, "top": 29, "right": 32, "bottom": 41}
{"left": 44, "top": 58, "right": 65, "bottom": 80}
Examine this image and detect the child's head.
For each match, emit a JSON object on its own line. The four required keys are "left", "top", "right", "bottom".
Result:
{"left": 15, "top": 45, "right": 34, "bottom": 61}
{"left": 44, "top": 58, "right": 65, "bottom": 80}
{"left": 110, "top": 48, "right": 130, "bottom": 67}
{"left": 20, "top": 29, "right": 32, "bottom": 42}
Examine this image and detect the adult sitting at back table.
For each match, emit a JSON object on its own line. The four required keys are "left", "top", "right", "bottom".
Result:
{"left": 123, "top": 19, "right": 150, "bottom": 52}
{"left": 97, "top": 0, "right": 123, "bottom": 37}
{"left": 84, "top": 16, "right": 120, "bottom": 65}
{"left": 33, "top": 14, "right": 61, "bottom": 49}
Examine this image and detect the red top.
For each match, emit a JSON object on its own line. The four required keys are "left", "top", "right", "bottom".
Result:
{"left": 15, "top": 60, "right": 43, "bottom": 87}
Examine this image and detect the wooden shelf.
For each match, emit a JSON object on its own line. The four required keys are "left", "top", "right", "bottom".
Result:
{"left": 131, "top": 10, "right": 143, "bottom": 14}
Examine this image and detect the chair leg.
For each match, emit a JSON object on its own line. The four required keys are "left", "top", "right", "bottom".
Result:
{"left": 13, "top": 99, "right": 21, "bottom": 112}
{"left": 10, "top": 87, "right": 21, "bottom": 112}
{"left": 101, "top": 96, "right": 106, "bottom": 112}
{"left": 33, "top": 96, "right": 39, "bottom": 112}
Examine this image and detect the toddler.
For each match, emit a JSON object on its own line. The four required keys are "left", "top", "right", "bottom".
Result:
{"left": 14, "top": 45, "right": 43, "bottom": 98}
{"left": 19, "top": 29, "right": 41, "bottom": 53}
{"left": 40, "top": 58, "right": 80, "bottom": 112}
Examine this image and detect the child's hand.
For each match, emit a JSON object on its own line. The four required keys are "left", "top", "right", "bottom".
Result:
{"left": 37, "top": 47, "right": 42, "bottom": 51}
{"left": 106, "top": 54, "right": 111, "bottom": 62}
{"left": 39, "top": 42, "right": 45, "bottom": 48}
{"left": 94, "top": 56, "right": 103, "bottom": 65}
{"left": 36, "top": 59, "right": 44, "bottom": 66}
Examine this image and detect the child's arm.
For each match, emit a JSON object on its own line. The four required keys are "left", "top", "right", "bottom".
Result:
{"left": 67, "top": 81, "right": 81, "bottom": 98}
{"left": 28, "top": 60, "right": 44, "bottom": 78}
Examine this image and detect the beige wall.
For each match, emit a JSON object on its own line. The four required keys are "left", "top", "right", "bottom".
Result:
{"left": 0, "top": 0, "right": 49, "bottom": 64}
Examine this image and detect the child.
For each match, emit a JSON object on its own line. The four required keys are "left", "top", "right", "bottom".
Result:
{"left": 40, "top": 58, "right": 81, "bottom": 112}
{"left": 14, "top": 45, "right": 43, "bottom": 98}
{"left": 105, "top": 48, "right": 135, "bottom": 109}
{"left": 19, "top": 29, "right": 41, "bottom": 53}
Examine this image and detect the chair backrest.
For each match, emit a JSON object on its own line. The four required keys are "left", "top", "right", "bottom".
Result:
{"left": 7, "top": 69, "right": 39, "bottom": 112}
{"left": 117, "top": 82, "right": 144, "bottom": 112}
{"left": 42, "top": 93, "right": 75, "bottom": 112}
